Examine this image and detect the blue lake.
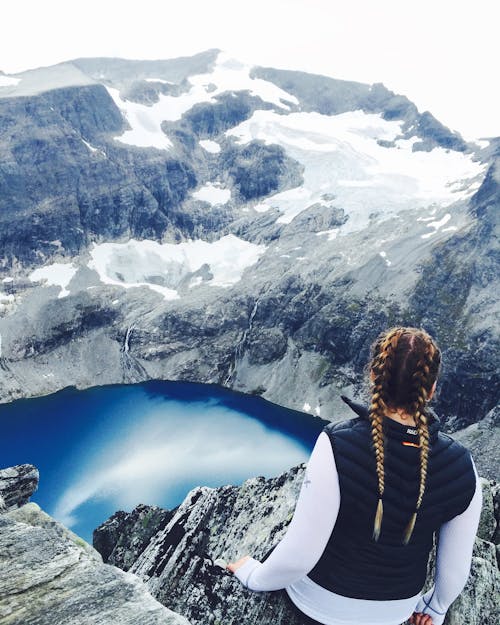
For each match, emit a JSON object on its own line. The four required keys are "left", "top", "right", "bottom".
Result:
{"left": 0, "top": 380, "right": 327, "bottom": 543}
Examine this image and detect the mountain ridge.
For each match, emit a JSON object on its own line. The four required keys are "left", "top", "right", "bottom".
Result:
{"left": 0, "top": 49, "right": 497, "bottom": 438}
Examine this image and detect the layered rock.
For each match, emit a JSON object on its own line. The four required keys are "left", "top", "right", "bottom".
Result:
{"left": 94, "top": 464, "right": 500, "bottom": 625}
{"left": 0, "top": 463, "right": 39, "bottom": 511}
{"left": 0, "top": 465, "right": 191, "bottom": 625}
{"left": 452, "top": 405, "right": 500, "bottom": 481}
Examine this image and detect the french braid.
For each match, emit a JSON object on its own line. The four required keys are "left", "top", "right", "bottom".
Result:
{"left": 403, "top": 336, "right": 439, "bottom": 544}
{"left": 368, "top": 327, "right": 441, "bottom": 544}
{"left": 369, "top": 326, "right": 406, "bottom": 540}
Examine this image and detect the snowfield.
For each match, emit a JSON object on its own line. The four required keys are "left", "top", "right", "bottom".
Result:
{"left": 226, "top": 109, "right": 487, "bottom": 232}
{"left": 105, "top": 51, "right": 298, "bottom": 151}
{"left": 87, "top": 234, "right": 267, "bottom": 299}
{"left": 0, "top": 75, "right": 21, "bottom": 87}
{"left": 199, "top": 139, "right": 221, "bottom": 153}
{"left": 192, "top": 183, "right": 231, "bottom": 205}
{"left": 29, "top": 262, "right": 78, "bottom": 298}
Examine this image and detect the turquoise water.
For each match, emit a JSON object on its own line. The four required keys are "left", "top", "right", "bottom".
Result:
{"left": 0, "top": 380, "right": 326, "bottom": 543}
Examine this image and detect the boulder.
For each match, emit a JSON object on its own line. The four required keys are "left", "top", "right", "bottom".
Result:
{"left": 0, "top": 466, "right": 191, "bottom": 625}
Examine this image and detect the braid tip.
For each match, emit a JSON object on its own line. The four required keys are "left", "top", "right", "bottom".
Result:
{"left": 373, "top": 497, "right": 384, "bottom": 541}
{"left": 403, "top": 512, "right": 417, "bottom": 544}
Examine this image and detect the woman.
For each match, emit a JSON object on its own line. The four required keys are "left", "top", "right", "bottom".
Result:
{"left": 226, "top": 327, "right": 482, "bottom": 625}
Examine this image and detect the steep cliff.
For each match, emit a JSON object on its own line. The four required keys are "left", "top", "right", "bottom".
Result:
{"left": 0, "top": 465, "right": 191, "bottom": 625}
{"left": 94, "top": 463, "right": 500, "bottom": 625}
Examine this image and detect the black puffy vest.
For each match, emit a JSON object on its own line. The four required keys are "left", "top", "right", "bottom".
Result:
{"left": 306, "top": 397, "right": 476, "bottom": 600}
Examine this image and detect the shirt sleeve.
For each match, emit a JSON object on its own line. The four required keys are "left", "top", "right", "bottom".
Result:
{"left": 414, "top": 457, "right": 483, "bottom": 625}
{"left": 233, "top": 430, "right": 341, "bottom": 591}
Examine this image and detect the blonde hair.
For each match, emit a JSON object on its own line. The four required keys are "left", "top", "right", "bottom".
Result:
{"left": 368, "top": 327, "right": 441, "bottom": 543}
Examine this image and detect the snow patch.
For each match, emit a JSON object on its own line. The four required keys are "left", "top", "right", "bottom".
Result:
{"left": 226, "top": 109, "right": 487, "bottom": 231}
{"left": 473, "top": 138, "right": 490, "bottom": 150}
{"left": 0, "top": 290, "right": 16, "bottom": 316}
{"left": 192, "top": 183, "right": 231, "bottom": 206}
{"left": 81, "top": 139, "right": 106, "bottom": 156}
{"left": 199, "top": 139, "right": 221, "bottom": 153}
{"left": 189, "top": 276, "right": 204, "bottom": 288}
{"left": 144, "top": 78, "right": 173, "bottom": 84}
{"left": 88, "top": 234, "right": 266, "bottom": 299}
{"left": 421, "top": 213, "right": 452, "bottom": 239}
{"left": 29, "top": 262, "right": 78, "bottom": 298}
{"left": 105, "top": 51, "right": 298, "bottom": 151}
{"left": 2, "top": 277, "right": 13, "bottom": 283}
{"left": 417, "top": 214, "right": 438, "bottom": 222}
{"left": 379, "top": 251, "right": 392, "bottom": 266}
{"left": 303, "top": 402, "right": 311, "bottom": 412}
{"left": 254, "top": 202, "right": 271, "bottom": 213}
{"left": 106, "top": 87, "right": 174, "bottom": 150}
{"left": 316, "top": 228, "right": 339, "bottom": 240}
{"left": 0, "top": 75, "right": 20, "bottom": 87}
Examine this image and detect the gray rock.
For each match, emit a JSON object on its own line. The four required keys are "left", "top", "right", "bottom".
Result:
{"left": 492, "top": 483, "right": 500, "bottom": 547}
{"left": 0, "top": 464, "right": 39, "bottom": 511}
{"left": 478, "top": 479, "right": 497, "bottom": 542}
{"left": 452, "top": 405, "right": 500, "bottom": 481}
{"left": 96, "top": 466, "right": 308, "bottom": 624}
{"left": 94, "top": 466, "right": 500, "bottom": 625}
{"left": 441, "top": 537, "right": 499, "bottom": 625}
{"left": 0, "top": 502, "right": 191, "bottom": 625}
{"left": 93, "top": 503, "right": 175, "bottom": 570}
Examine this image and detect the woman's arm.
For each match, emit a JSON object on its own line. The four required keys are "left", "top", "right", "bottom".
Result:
{"left": 231, "top": 430, "right": 341, "bottom": 591}
{"left": 414, "top": 457, "right": 483, "bottom": 625}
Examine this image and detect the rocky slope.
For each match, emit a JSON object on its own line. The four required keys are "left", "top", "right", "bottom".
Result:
{"left": 0, "top": 464, "right": 191, "bottom": 625}
{"left": 0, "top": 49, "right": 498, "bottom": 443}
{"left": 93, "top": 460, "right": 500, "bottom": 625}
{"left": 1, "top": 48, "right": 498, "bottom": 625}
{"left": 451, "top": 404, "right": 499, "bottom": 481}
{"left": 1, "top": 458, "right": 498, "bottom": 625}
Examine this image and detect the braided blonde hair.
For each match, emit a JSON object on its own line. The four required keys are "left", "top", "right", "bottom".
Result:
{"left": 368, "top": 327, "right": 441, "bottom": 544}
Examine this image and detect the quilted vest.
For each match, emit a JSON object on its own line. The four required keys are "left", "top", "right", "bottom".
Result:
{"left": 306, "top": 396, "right": 476, "bottom": 600}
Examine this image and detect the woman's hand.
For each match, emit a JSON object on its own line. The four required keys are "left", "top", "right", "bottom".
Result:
{"left": 409, "top": 613, "right": 434, "bottom": 625}
{"left": 226, "top": 555, "right": 251, "bottom": 573}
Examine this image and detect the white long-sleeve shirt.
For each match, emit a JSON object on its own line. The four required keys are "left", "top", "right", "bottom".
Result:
{"left": 233, "top": 431, "right": 483, "bottom": 625}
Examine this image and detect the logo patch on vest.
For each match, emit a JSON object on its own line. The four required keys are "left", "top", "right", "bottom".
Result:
{"left": 406, "top": 428, "right": 418, "bottom": 435}
{"left": 402, "top": 441, "right": 420, "bottom": 448}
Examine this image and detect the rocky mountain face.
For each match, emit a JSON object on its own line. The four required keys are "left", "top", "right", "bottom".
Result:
{"left": 0, "top": 464, "right": 190, "bottom": 625}
{"left": 92, "top": 459, "right": 500, "bottom": 625}
{"left": 1, "top": 48, "right": 498, "bottom": 625}
{"left": 2, "top": 459, "right": 498, "bottom": 625}
{"left": 0, "top": 49, "right": 497, "bottom": 451}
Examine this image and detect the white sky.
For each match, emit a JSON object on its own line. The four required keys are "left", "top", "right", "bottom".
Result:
{"left": 1, "top": 0, "right": 499, "bottom": 140}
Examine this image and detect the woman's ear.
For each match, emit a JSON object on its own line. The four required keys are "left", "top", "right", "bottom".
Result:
{"left": 428, "top": 380, "right": 437, "bottom": 400}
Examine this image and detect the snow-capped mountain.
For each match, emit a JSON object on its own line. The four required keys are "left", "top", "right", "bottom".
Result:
{"left": 0, "top": 49, "right": 498, "bottom": 439}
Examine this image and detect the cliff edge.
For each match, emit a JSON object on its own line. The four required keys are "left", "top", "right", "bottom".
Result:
{"left": 0, "top": 465, "right": 190, "bottom": 625}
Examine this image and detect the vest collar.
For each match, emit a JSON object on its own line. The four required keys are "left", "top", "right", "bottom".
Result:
{"left": 340, "top": 395, "right": 440, "bottom": 444}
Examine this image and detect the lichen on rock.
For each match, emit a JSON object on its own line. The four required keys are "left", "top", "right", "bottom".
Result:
{"left": 0, "top": 464, "right": 191, "bottom": 625}
{"left": 94, "top": 464, "right": 500, "bottom": 625}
